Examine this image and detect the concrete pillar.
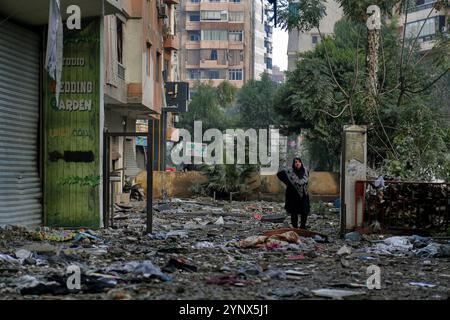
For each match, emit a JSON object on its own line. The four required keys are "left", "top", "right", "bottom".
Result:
{"left": 341, "top": 125, "right": 367, "bottom": 233}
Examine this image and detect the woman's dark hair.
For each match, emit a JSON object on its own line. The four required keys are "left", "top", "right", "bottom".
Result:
{"left": 292, "top": 157, "right": 306, "bottom": 176}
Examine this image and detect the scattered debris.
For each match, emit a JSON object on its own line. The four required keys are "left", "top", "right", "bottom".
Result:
{"left": 311, "top": 289, "right": 366, "bottom": 299}
{"left": 345, "top": 232, "right": 361, "bottom": 243}
{"left": 261, "top": 214, "right": 286, "bottom": 223}
{"left": 163, "top": 258, "right": 198, "bottom": 273}
{"left": 0, "top": 198, "right": 448, "bottom": 300}
{"left": 409, "top": 282, "right": 436, "bottom": 288}
{"left": 337, "top": 245, "right": 352, "bottom": 256}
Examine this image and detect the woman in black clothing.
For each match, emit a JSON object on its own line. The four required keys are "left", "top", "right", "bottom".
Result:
{"left": 277, "top": 157, "right": 310, "bottom": 229}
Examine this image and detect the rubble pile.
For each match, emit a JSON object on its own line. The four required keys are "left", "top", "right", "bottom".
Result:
{"left": 0, "top": 198, "right": 449, "bottom": 300}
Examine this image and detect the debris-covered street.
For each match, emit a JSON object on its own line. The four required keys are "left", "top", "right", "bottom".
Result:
{"left": 1, "top": 0, "right": 449, "bottom": 310}
{"left": 1, "top": 198, "right": 449, "bottom": 300}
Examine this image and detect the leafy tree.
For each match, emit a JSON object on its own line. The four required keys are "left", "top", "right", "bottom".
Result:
{"left": 216, "top": 80, "right": 238, "bottom": 108}
{"left": 235, "top": 72, "right": 280, "bottom": 129}
{"left": 274, "top": 13, "right": 450, "bottom": 179}
{"left": 177, "top": 82, "right": 228, "bottom": 135}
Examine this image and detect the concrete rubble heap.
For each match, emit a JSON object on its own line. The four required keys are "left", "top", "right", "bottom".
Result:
{"left": 0, "top": 198, "right": 449, "bottom": 300}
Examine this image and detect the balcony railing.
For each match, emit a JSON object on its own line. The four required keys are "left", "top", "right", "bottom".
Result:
{"left": 163, "top": 35, "right": 179, "bottom": 50}
{"left": 406, "top": 1, "right": 444, "bottom": 13}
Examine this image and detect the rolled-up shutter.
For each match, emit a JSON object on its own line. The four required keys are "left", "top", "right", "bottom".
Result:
{"left": 0, "top": 21, "right": 42, "bottom": 227}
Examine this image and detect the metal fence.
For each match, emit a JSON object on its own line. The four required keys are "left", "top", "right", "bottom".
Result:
{"left": 355, "top": 180, "right": 450, "bottom": 233}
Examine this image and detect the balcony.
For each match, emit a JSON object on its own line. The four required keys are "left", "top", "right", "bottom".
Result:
{"left": 164, "top": 35, "right": 179, "bottom": 51}
{"left": 407, "top": 1, "right": 439, "bottom": 13}
{"left": 104, "top": 62, "right": 127, "bottom": 105}
{"left": 200, "top": 59, "right": 228, "bottom": 69}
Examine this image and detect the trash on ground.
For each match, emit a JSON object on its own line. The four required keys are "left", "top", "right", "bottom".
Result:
{"left": 311, "top": 288, "right": 366, "bottom": 299}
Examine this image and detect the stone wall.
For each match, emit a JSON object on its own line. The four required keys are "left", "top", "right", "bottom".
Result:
{"left": 135, "top": 171, "right": 340, "bottom": 202}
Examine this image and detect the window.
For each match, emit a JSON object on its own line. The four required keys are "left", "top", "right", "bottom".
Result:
{"left": 188, "top": 31, "right": 201, "bottom": 41}
{"left": 229, "top": 0, "right": 241, "bottom": 3}
{"left": 190, "top": 0, "right": 200, "bottom": 2}
{"left": 189, "top": 12, "right": 200, "bottom": 22}
{"left": 229, "top": 30, "right": 243, "bottom": 41}
{"left": 229, "top": 11, "right": 244, "bottom": 22}
{"left": 405, "top": 17, "right": 438, "bottom": 41}
{"left": 210, "top": 49, "right": 218, "bottom": 60}
{"left": 265, "top": 58, "right": 272, "bottom": 70}
{"left": 312, "top": 35, "right": 320, "bottom": 45}
{"left": 229, "top": 69, "right": 243, "bottom": 81}
{"left": 117, "top": 19, "right": 123, "bottom": 64}
{"left": 187, "top": 69, "right": 201, "bottom": 80}
{"left": 203, "top": 69, "right": 226, "bottom": 79}
{"left": 201, "top": 10, "right": 228, "bottom": 21}
{"left": 208, "top": 70, "right": 220, "bottom": 79}
{"left": 146, "top": 44, "right": 152, "bottom": 76}
{"left": 201, "top": 30, "right": 228, "bottom": 40}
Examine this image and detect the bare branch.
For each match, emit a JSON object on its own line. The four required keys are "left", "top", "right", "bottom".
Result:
{"left": 316, "top": 104, "right": 350, "bottom": 118}
{"left": 317, "top": 27, "right": 350, "bottom": 99}
{"left": 374, "top": 102, "right": 400, "bottom": 159}
{"left": 405, "top": 3, "right": 439, "bottom": 66}
{"left": 399, "top": 0, "right": 409, "bottom": 77}
{"left": 351, "top": 24, "right": 362, "bottom": 92}
{"left": 378, "top": 83, "right": 402, "bottom": 97}
{"left": 379, "top": 30, "right": 387, "bottom": 90}
{"left": 405, "top": 67, "right": 449, "bottom": 94}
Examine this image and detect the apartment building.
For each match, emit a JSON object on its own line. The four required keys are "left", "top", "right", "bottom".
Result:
{"left": 397, "top": 0, "right": 449, "bottom": 52}
{"left": 0, "top": 0, "right": 184, "bottom": 228}
{"left": 287, "top": 0, "right": 343, "bottom": 71}
{"left": 178, "top": 0, "right": 273, "bottom": 92}
{"left": 104, "top": 0, "right": 180, "bottom": 184}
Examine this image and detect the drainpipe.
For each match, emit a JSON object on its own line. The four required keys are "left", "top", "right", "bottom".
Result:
{"left": 251, "top": 0, "right": 256, "bottom": 80}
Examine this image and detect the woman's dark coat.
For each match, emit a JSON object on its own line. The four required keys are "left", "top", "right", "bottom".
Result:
{"left": 277, "top": 158, "right": 310, "bottom": 216}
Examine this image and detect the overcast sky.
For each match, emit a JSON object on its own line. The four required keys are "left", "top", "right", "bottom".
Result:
{"left": 272, "top": 27, "right": 289, "bottom": 71}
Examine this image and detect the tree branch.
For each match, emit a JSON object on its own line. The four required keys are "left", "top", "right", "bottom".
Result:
{"left": 399, "top": 0, "right": 409, "bottom": 76}
{"left": 317, "top": 27, "right": 350, "bottom": 99}
{"left": 405, "top": 67, "right": 449, "bottom": 94}
{"left": 316, "top": 104, "right": 350, "bottom": 118}
{"left": 405, "top": 3, "right": 439, "bottom": 66}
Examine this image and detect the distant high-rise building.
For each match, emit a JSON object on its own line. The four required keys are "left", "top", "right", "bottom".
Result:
{"left": 271, "top": 65, "right": 285, "bottom": 84}
{"left": 178, "top": 0, "right": 273, "bottom": 93}
{"left": 287, "top": 0, "right": 343, "bottom": 71}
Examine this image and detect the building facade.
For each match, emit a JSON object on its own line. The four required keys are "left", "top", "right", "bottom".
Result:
{"left": 397, "top": 0, "right": 449, "bottom": 52}
{"left": 178, "top": 0, "right": 273, "bottom": 92}
{"left": 287, "top": 0, "right": 343, "bottom": 71}
{"left": 271, "top": 65, "right": 285, "bottom": 84}
{"left": 0, "top": 0, "right": 183, "bottom": 228}
{"left": 104, "top": 0, "right": 180, "bottom": 185}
